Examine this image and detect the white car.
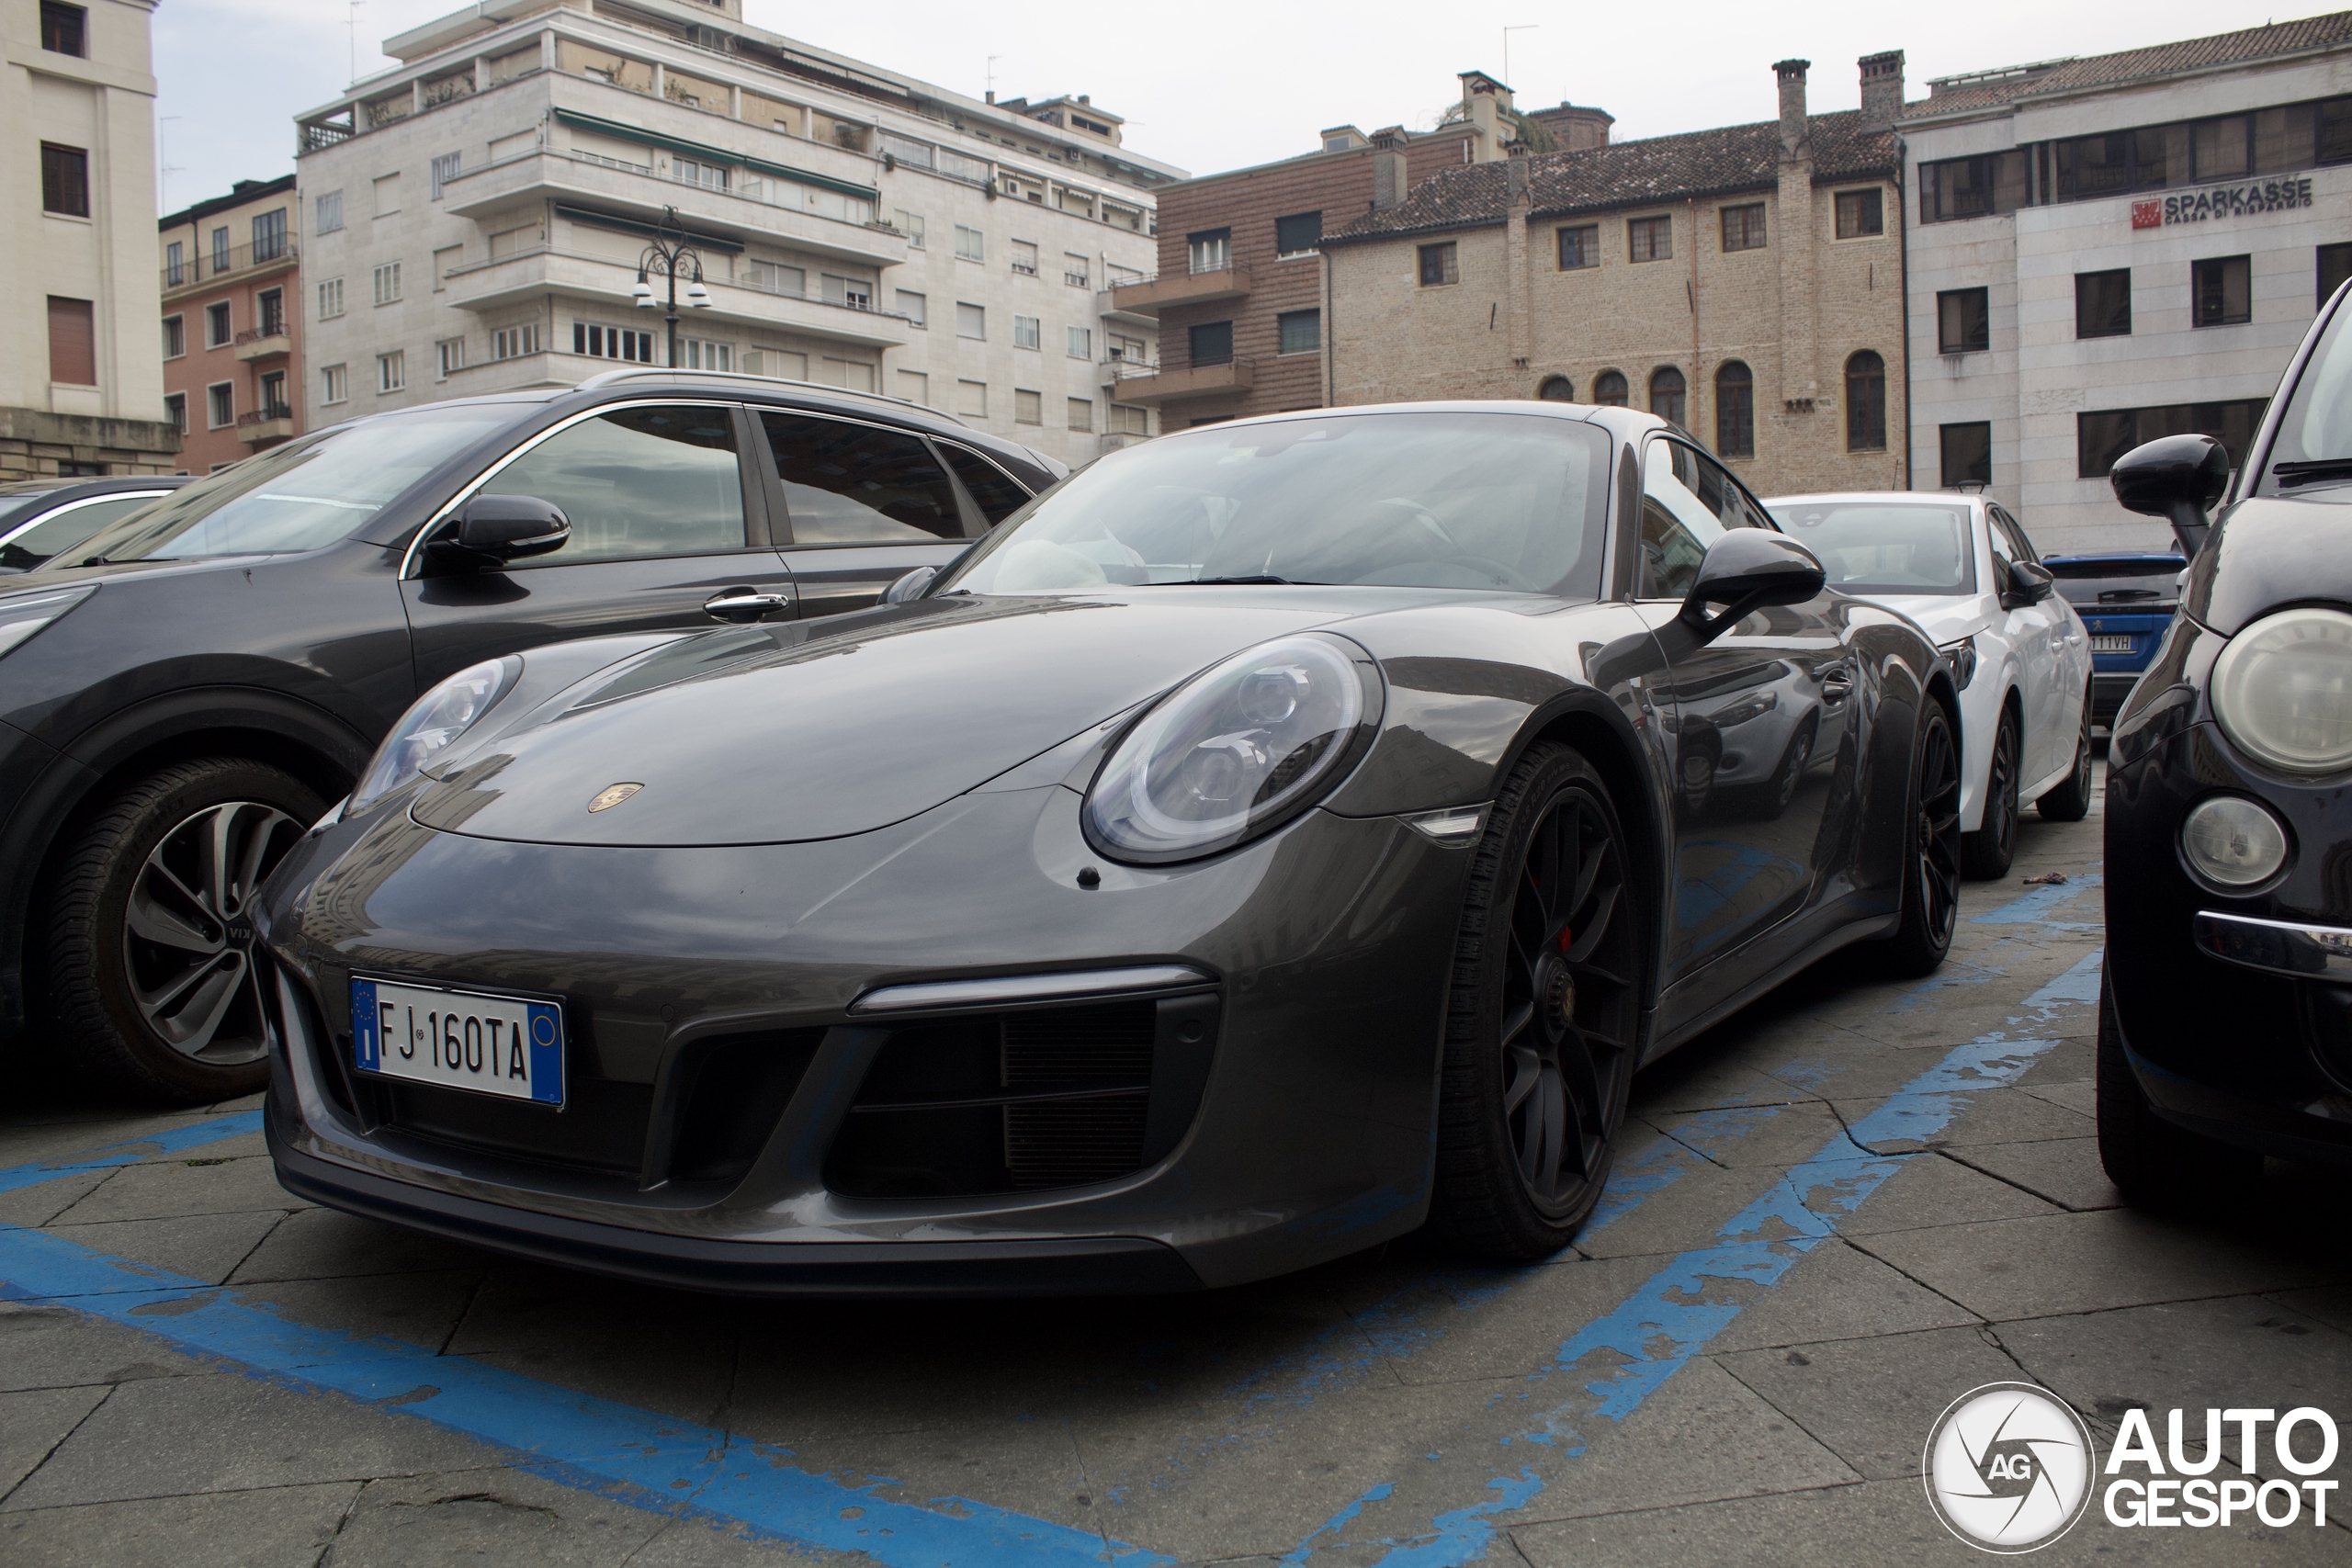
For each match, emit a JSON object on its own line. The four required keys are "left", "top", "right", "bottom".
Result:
{"left": 1765, "top": 491, "right": 2096, "bottom": 878}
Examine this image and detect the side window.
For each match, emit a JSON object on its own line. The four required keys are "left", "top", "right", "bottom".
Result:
{"left": 937, "top": 442, "right": 1034, "bottom": 525}
{"left": 1637, "top": 439, "right": 1755, "bottom": 599}
{"left": 1984, "top": 508, "right": 2022, "bottom": 586}
{"left": 481, "top": 406, "right": 745, "bottom": 565}
{"left": 0, "top": 492, "right": 166, "bottom": 570}
{"left": 1991, "top": 505, "right": 2041, "bottom": 563}
{"left": 762, "top": 412, "right": 964, "bottom": 544}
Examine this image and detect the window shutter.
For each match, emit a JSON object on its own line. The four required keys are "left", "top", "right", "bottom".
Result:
{"left": 47, "top": 297, "right": 96, "bottom": 385}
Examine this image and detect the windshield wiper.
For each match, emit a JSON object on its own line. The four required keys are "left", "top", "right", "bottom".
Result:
{"left": 2272, "top": 459, "right": 2352, "bottom": 486}
{"left": 1168, "top": 574, "right": 1320, "bottom": 586}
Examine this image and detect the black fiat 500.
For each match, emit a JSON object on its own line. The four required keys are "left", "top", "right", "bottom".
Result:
{"left": 2101, "top": 288, "right": 2352, "bottom": 1201}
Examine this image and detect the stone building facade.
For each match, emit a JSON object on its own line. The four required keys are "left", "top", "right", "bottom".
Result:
{"left": 1323, "top": 59, "right": 1909, "bottom": 500}
{"left": 4, "top": 0, "right": 177, "bottom": 479}
{"left": 159, "top": 175, "right": 304, "bottom": 473}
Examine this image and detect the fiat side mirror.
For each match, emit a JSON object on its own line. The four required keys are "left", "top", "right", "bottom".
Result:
{"left": 1679, "top": 531, "right": 1826, "bottom": 644}
{"left": 2110, "top": 434, "right": 2229, "bottom": 558}
{"left": 428, "top": 495, "right": 571, "bottom": 572}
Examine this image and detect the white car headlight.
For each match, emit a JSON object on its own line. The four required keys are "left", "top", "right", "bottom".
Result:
{"left": 2211, "top": 607, "right": 2352, "bottom": 774}
{"left": 1083, "top": 634, "right": 1382, "bottom": 863}
{"left": 349, "top": 656, "right": 521, "bottom": 814}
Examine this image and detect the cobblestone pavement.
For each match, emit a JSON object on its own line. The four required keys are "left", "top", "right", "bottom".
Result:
{"left": 4, "top": 762, "right": 2348, "bottom": 1567}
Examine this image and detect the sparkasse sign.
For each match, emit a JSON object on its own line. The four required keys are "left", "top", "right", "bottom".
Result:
{"left": 2133, "top": 177, "right": 2316, "bottom": 229}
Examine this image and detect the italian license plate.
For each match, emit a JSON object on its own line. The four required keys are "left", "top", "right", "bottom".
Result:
{"left": 2089, "top": 635, "right": 2134, "bottom": 653}
{"left": 351, "top": 976, "right": 564, "bottom": 1106}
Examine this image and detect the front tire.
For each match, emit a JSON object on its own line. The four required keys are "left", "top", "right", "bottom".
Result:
{"left": 1961, "top": 707, "right": 2019, "bottom": 880}
{"left": 2096, "top": 977, "right": 2260, "bottom": 1208}
{"left": 1432, "top": 742, "right": 1641, "bottom": 1260}
{"left": 2037, "top": 689, "right": 2096, "bottom": 822}
{"left": 1870, "top": 696, "right": 1962, "bottom": 978}
{"left": 44, "top": 759, "right": 322, "bottom": 1104}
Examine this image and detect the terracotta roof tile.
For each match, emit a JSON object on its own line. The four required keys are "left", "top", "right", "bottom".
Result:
{"left": 1904, "top": 12, "right": 2352, "bottom": 118}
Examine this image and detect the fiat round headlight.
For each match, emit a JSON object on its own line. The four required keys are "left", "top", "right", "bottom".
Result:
{"left": 2211, "top": 607, "right": 2352, "bottom": 773}
{"left": 349, "top": 656, "right": 521, "bottom": 814}
{"left": 2180, "top": 795, "right": 2290, "bottom": 888}
{"left": 1083, "top": 634, "right": 1382, "bottom": 863}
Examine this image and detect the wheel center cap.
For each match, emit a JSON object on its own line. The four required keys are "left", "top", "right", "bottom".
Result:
{"left": 1539, "top": 956, "right": 1577, "bottom": 1032}
{"left": 226, "top": 919, "right": 254, "bottom": 948}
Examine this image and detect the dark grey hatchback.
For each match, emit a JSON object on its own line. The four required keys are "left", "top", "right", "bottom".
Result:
{"left": 0, "top": 370, "right": 1055, "bottom": 1102}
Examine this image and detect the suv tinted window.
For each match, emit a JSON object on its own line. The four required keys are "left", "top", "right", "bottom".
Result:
{"left": 482, "top": 405, "right": 746, "bottom": 565}
{"left": 761, "top": 412, "right": 964, "bottom": 544}
{"left": 1638, "top": 438, "right": 1760, "bottom": 599}
{"left": 938, "top": 442, "right": 1034, "bottom": 525}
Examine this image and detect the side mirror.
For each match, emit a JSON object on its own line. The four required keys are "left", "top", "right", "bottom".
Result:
{"left": 428, "top": 494, "right": 571, "bottom": 572}
{"left": 1679, "top": 530, "right": 1826, "bottom": 644}
{"left": 2110, "top": 434, "right": 2229, "bottom": 558}
{"left": 882, "top": 565, "right": 937, "bottom": 604}
{"left": 2004, "top": 558, "right": 2056, "bottom": 607}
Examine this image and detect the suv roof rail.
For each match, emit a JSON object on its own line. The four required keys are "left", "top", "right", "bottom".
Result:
{"left": 575, "top": 367, "right": 968, "bottom": 426}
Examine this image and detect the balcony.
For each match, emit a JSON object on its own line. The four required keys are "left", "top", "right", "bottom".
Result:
{"left": 1105, "top": 265, "right": 1252, "bottom": 319}
{"left": 1102, "top": 355, "right": 1253, "bottom": 404}
{"left": 236, "top": 407, "right": 295, "bottom": 444}
{"left": 444, "top": 246, "right": 910, "bottom": 351}
{"left": 162, "top": 240, "right": 298, "bottom": 300}
{"left": 233, "top": 328, "right": 291, "bottom": 362}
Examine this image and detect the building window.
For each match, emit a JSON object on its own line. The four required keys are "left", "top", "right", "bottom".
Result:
{"left": 1555, "top": 224, "right": 1599, "bottom": 270}
{"left": 1720, "top": 204, "right": 1767, "bottom": 252}
{"left": 258, "top": 370, "right": 288, "bottom": 419}
{"left": 2323, "top": 243, "right": 2352, "bottom": 310}
{"left": 956, "top": 301, "right": 985, "bottom": 340}
{"left": 1066, "top": 325, "right": 1091, "bottom": 359}
{"left": 956, "top": 379, "right": 987, "bottom": 419}
{"left": 1014, "top": 389, "right": 1043, "bottom": 426}
{"left": 1594, "top": 369, "right": 1628, "bottom": 406}
{"left": 681, "top": 340, "right": 729, "bottom": 371}
{"left": 1012, "top": 314, "right": 1040, "bottom": 350}
{"left": 1628, "top": 216, "right": 1672, "bottom": 264}
{"left": 1938, "top": 288, "right": 1989, "bottom": 354}
{"left": 822, "top": 274, "right": 873, "bottom": 310}
{"left": 47, "top": 297, "right": 95, "bottom": 385}
{"left": 315, "top": 189, "right": 343, "bottom": 233}
{"left": 320, "top": 365, "right": 348, "bottom": 405}
{"left": 318, "top": 277, "right": 345, "bottom": 319}
{"left": 1537, "top": 375, "right": 1574, "bottom": 401}
{"left": 208, "top": 382, "right": 235, "bottom": 427}
{"left": 1847, "top": 352, "right": 1887, "bottom": 451}
{"left": 1277, "top": 309, "right": 1320, "bottom": 355}
{"left": 1190, "top": 321, "right": 1234, "bottom": 366}
{"left": 1011, "top": 240, "right": 1039, "bottom": 276}
{"left": 2076, "top": 399, "right": 2267, "bottom": 479}
{"left": 1068, "top": 397, "right": 1093, "bottom": 432}
{"left": 429, "top": 152, "right": 461, "bottom": 199}
{"left": 164, "top": 391, "right": 187, "bottom": 433}
{"left": 1188, "top": 228, "right": 1231, "bottom": 274}
{"left": 492, "top": 324, "right": 539, "bottom": 360}
{"left": 40, "top": 143, "right": 88, "bottom": 217}
{"left": 205, "top": 300, "right": 232, "bottom": 346}
{"left": 1648, "top": 367, "right": 1686, "bottom": 426}
{"left": 1108, "top": 332, "right": 1148, "bottom": 365}
{"left": 954, "top": 224, "right": 984, "bottom": 262}
{"left": 373, "top": 263, "right": 401, "bottom": 305}
{"left": 1939, "top": 422, "right": 1991, "bottom": 488}
{"left": 1714, "top": 362, "right": 1755, "bottom": 457}
{"left": 376, "top": 352, "right": 404, "bottom": 393}
{"left": 571, "top": 322, "right": 653, "bottom": 361}
{"left": 673, "top": 156, "right": 728, "bottom": 191}
{"left": 1275, "top": 211, "right": 1322, "bottom": 257}
{"left": 257, "top": 288, "right": 284, "bottom": 337}
{"left": 210, "top": 225, "right": 230, "bottom": 271}
{"left": 2073, "top": 270, "right": 2131, "bottom": 339}
{"left": 1919, "top": 152, "right": 2028, "bottom": 223}
{"left": 164, "top": 241, "right": 184, "bottom": 288}
{"left": 1834, "top": 188, "right": 1884, "bottom": 238}
{"left": 746, "top": 261, "right": 805, "bottom": 298}
{"left": 896, "top": 289, "right": 926, "bottom": 327}
{"left": 1419, "top": 242, "right": 1459, "bottom": 286}
{"left": 1063, "top": 252, "right": 1090, "bottom": 288}
{"left": 2192, "top": 255, "right": 2252, "bottom": 327}
{"left": 251, "top": 209, "right": 288, "bottom": 264}
{"left": 40, "top": 2, "right": 85, "bottom": 56}
{"left": 162, "top": 315, "right": 185, "bottom": 358}
{"left": 436, "top": 337, "right": 465, "bottom": 378}
{"left": 2047, "top": 99, "right": 2352, "bottom": 201}
{"left": 894, "top": 209, "right": 925, "bottom": 247}
{"left": 1109, "top": 403, "right": 1148, "bottom": 436}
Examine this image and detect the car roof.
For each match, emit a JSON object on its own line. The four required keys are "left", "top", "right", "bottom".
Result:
{"left": 0, "top": 475, "right": 193, "bottom": 500}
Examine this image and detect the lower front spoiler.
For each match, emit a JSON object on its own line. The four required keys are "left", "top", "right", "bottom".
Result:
{"left": 2115, "top": 1029, "right": 2352, "bottom": 1168}
{"left": 268, "top": 1126, "right": 1205, "bottom": 1299}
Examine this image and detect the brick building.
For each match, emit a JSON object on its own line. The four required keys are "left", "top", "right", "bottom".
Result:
{"left": 1323, "top": 59, "right": 1909, "bottom": 499}
{"left": 159, "top": 175, "right": 303, "bottom": 473}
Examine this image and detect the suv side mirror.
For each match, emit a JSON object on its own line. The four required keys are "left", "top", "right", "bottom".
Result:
{"left": 1680, "top": 530, "right": 1826, "bottom": 644}
{"left": 428, "top": 494, "right": 571, "bottom": 572}
{"left": 2003, "top": 558, "right": 2056, "bottom": 608}
{"left": 2110, "top": 434, "right": 2230, "bottom": 558}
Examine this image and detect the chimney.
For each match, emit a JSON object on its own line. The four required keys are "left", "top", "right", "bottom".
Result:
{"left": 1371, "top": 127, "right": 1409, "bottom": 209}
{"left": 1774, "top": 59, "right": 1811, "bottom": 161}
{"left": 1858, "top": 51, "right": 1904, "bottom": 133}
{"left": 1507, "top": 140, "right": 1531, "bottom": 205}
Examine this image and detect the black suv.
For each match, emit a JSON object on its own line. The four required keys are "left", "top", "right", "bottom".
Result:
{"left": 0, "top": 371, "right": 1057, "bottom": 1102}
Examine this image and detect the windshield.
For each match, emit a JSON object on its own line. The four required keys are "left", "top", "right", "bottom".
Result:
{"left": 2264, "top": 299, "right": 2352, "bottom": 492}
{"left": 936, "top": 412, "right": 1611, "bottom": 598}
{"left": 1767, "top": 502, "right": 1977, "bottom": 596}
{"left": 72, "top": 406, "right": 517, "bottom": 564}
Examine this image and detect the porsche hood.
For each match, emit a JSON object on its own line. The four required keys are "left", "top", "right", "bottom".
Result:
{"left": 408, "top": 594, "right": 1350, "bottom": 847}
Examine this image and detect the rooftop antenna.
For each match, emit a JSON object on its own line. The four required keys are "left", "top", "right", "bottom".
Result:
{"left": 1501, "top": 24, "right": 1536, "bottom": 90}
{"left": 157, "top": 113, "right": 182, "bottom": 213}
{"left": 986, "top": 54, "right": 1001, "bottom": 104}
{"left": 347, "top": 0, "right": 364, "bottom": 85}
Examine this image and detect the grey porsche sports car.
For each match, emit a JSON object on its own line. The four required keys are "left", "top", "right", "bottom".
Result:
{"left": 257, "top": 402, "right": 1962, "bottom": 1294}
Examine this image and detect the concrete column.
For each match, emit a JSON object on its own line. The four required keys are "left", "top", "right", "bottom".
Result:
{"left": 729, "top": 83, "right": 742, "bottom": 119}
{"left": 650, "top": 61, "right": 665, "bottom": 99}
{"left": 539, "top": 32, "right": 557, "bottom": 73}
{"left": 1773, "top": 60, "right": 1818, "bottom": 410}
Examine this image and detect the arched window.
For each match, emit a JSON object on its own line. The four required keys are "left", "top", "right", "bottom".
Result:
{"left": 1593, "top": 369, "right": 1628, "bottom": 406}
{"left": 1847, "top": 351, "right": 1887, "bottom": 451}
{"left": 1649, "top": 366, "right": 1686, "bottom": 427}
{"left": 1537, "top": 375, "right": 1576, "bottom": 401}
{"left": 1714, "top": 361, "right": 1754, "bottom": 458}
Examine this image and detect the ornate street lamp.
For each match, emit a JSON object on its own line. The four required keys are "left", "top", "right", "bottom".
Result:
{"left": 634, "top": 206, "right": 713, "bottom": 368}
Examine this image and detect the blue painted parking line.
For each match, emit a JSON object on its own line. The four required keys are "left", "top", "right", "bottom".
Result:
{"left": 0, "top": 1111, "right": 263, "bottom": 1196}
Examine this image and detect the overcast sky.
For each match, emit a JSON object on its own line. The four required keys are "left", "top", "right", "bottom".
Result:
{"left": 155, "top": 1, "right": 2317, "bottom": 214}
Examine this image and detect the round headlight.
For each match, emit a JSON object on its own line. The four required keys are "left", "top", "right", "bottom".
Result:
{"left": 2180, "top": 794, "right": 2290, "bottom": 888}
{"left": 349, "top": 656, "right": 520, "bottom": 814}
{"left": 2211, "top": 606, "right": 2352, "bottom": 773}
{"left": 1083, "top": 634, "right": 1382, "bottom": 863}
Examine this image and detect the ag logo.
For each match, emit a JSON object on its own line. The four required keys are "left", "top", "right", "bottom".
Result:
{"left": 1923, "top": 1382, "right": 2096, "bottom": 1553}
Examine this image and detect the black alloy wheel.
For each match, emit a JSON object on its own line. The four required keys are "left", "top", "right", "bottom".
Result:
{"left": 1872, "top": 698, "right": 1962, "bottom": 977}
{"left": 45, "top": 759, "right": 322, "bottom": 1103}
{"left": 1961, "top": 709, "right": 2019, "bottom": 880}
{"left": 1434, "top": 742, "right": 1641, "bottom": 1258}
{"left": 2037, "top": 690, "right": 2096, "bottom": 822}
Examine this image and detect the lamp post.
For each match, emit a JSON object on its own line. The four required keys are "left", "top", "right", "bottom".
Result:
{"left": 631, "top": 205, "right": 713, "bottom": 368}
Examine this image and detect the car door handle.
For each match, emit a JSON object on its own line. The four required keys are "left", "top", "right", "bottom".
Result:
{"left": 1821, "top": 668, "right": 1855, "bottom": 705}
{"left": 704, "top": 588, "right": 793, "bottom": 624}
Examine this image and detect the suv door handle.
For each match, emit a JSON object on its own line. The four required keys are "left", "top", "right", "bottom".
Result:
{"left": 704, "top": 587, "right": 794, "bottom": 624}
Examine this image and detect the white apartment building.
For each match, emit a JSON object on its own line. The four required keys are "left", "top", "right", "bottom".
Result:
{"left": 5, "top": 0, "right": 176, "bottom": 478}
{"left": 293, "top": 0, "right": 1181, "bottom": 466}
{"left": 1903, "top": 14, "right": 2352, "bottom": 554}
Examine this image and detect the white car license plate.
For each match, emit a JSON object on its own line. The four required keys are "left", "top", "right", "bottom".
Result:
{"left": 2089, "top": 635, "right": 2134, "bottom": 653}
{"left": 350, "top": 976, "right": 564, "bottom": 1106}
